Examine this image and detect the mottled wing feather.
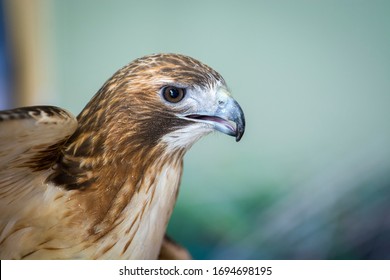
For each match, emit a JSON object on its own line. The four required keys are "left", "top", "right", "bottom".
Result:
{"left": 0, "top": 106, "right": 77, "bottom": 211}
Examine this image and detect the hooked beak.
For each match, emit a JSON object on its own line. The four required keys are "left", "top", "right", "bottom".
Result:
{"left": 184, "top": 88, "right": 245, "bottom": 142}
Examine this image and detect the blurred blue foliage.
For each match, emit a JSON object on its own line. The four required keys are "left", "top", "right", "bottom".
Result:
{"left": 0, "top": 0, "right": 13, "bottom": 109}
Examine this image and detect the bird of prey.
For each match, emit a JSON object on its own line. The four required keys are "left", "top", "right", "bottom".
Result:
{"left": 0, "top": 53, "right": 245, "bottom": 259}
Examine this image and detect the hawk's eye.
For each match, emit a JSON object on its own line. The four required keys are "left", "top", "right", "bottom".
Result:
{"left": 162, "top": 86, "right": 185, "bottom": 103}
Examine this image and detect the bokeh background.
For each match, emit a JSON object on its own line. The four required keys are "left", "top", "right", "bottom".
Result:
{"left": 1, "top": 0, "right": 389, "bottom": 259}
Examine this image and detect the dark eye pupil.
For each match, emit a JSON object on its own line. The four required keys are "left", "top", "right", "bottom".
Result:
{"left": 162, "top": 86, "right": 185, "bottom": 103}
{"left": 169, "top": 88, "right": 180, "bottom": 99}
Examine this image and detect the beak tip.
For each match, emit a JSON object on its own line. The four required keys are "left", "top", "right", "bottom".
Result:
{"left": 235, "top": 113, "right": 245, "bottom": 142}
{"left": 230, "top": 99, "right": 245, "bottom": 143}
{"left": 235, "top": 128, "right": 245, "bottom": 142}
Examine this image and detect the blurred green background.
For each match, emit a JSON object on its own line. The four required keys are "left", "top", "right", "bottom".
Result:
{"left": 1, "top": 0, "right": 390, "bottom": 259}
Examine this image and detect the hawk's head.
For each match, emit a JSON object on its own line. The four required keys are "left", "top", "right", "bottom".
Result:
{"left": 76, "top": 53, "right": 245, "bottom": 154}
{"left": 53, "top": 54, "right": 245, "bottom": 191}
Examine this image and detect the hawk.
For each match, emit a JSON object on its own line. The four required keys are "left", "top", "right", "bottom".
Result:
{"left": 0, "top": 53, "right": 245, "bottom": 259}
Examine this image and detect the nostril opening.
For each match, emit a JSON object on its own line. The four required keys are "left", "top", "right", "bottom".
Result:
{"left": 218, "top": 100, "right": 225, "bottom": 107}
